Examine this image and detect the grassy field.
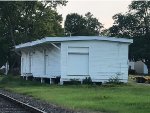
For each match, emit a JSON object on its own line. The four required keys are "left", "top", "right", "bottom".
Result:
{"left": 0, "top": 75, "right": 150, "bottom": 113}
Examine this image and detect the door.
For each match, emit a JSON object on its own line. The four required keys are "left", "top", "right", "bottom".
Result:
{"left": 21, "top": 58, "right": 24, "bottom": 74}
{"left": 44, "top": 49, "right": 49, "bottom": 75}
{"left": 29, "top": 52, "right": 32, "bottom": 73}
{"left": 68, "top": 53, "right": 89, "bottom": 75}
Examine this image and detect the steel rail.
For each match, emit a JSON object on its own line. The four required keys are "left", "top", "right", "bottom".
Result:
{"left": 0, "top": 92, "right": 47, "bottom": 113}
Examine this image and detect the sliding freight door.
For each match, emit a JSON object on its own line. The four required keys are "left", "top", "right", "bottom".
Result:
{"left": 67, "top": 47, "right": 89, "bottom": 76}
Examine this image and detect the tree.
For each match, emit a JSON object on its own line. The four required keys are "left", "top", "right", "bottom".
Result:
{"left": 84, "top": 12, "right": 103, "bottom": 36}
{"left": 129, "top": 1, "right": 150, "bottom": 74}
{"left": 64, "top": 12, "right": 103, "bottom": 36}
{"left": 0, "top": 1, "right": 67, "bottom": 73}
{"left": 109, "top": 13, "right": 140, "bottom": 37}
{"left": 0, "top": 39, "right": 9, "bottom": 67}
{"left": 108, "top": 1, "right": 150, "bottom": 74}
{"left": 129, "top": 1, "right": 150, "bottom": 38}
{"left": 64, "top": 13, "right": 86, "bottom": 36}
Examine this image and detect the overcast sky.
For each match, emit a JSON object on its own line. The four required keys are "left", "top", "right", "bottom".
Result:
{"left": 57, "top": 0, "right": 132, "bottom": 29}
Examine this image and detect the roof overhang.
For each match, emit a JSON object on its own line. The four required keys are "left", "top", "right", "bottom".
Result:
{"left": 15, "top": 36, "right": 133, "bottom": 50}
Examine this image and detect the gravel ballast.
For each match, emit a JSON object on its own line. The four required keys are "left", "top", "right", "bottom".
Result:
{"left": 0, "top": 95, "right": 32, "bottom": 113}
{"left": 0, "top": 89, "right": 75, "bottom": 113}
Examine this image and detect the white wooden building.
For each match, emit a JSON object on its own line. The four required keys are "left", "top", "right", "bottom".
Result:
{"left": 15, "top": 36, "right": 133, "bottom": 84}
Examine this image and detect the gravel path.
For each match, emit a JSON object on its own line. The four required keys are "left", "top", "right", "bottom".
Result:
{"left": 0, "top": 89, "right": 75, "bottom": 113}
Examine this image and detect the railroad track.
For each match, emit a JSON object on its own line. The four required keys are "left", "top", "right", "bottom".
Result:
{"left": 0, "top": 92, "right": 47, "bottom": 113}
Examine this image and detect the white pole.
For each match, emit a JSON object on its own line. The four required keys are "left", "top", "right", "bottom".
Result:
{"left": 5, "top": 61, "right": 9, "bottom": 75}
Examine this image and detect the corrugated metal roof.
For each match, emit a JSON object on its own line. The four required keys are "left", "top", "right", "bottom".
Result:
{"left": 15, "top": 36, "right": 133, "bottom": 49}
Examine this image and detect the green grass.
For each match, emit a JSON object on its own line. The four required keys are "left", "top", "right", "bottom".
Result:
{"left": 0, "top": 75, "right": 150, "bottom": 113}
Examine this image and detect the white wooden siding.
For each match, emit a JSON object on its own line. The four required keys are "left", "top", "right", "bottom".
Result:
{"left": 21, "top": 38, "right": 130, "bottom": 83}
{"left": 61, "top": 41, "right": 129, "bottom": 82}
{"left": 45, "top": 46, "right": 61, "bottom": 77}
{"left": 31, "top": 50, "right": 44, "bottom": 76}
{"left": 21, "top": 51, "right": 30, "bottom": 75}
{"left": 21, "top": 44, "right": 61, "bottom": 77}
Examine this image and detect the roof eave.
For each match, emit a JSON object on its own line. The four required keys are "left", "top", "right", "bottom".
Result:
{"left": 15, "top": 36, "right": 133, "bottom": 50}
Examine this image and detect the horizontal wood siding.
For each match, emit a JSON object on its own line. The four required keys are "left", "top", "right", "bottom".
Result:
{"left": 21, "top": 51, "right": 30, "bottom": 75}
{"left": 61, "top": 41, "right": 129, "bottom": 82}
{"left": 46, "top": 46, "right": 61, "bottom": 77}
{"left": 21, "top": 44, "right": 61, "bottom": 77}
{"left": 31, "top": 50, "right": 44, "bottom": 76}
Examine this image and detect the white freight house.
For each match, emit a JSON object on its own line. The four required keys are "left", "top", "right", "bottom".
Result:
{"left": 15, "top": 36, "right": 133, "bottom": 84}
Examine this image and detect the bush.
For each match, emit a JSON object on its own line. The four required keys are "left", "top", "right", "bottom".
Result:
{"left": 0, "top": 69, "right": 5, "bottom": 75}
{"left": 147, "top": 79, "right": 150, "bottom": 84}
{"left": 9, "top": 67, "right": 20, "bottom": 75}
{"left": 64, "top": 79, "right": 81, "bottom": 85}
{"left": 107, "top": 76, "right": 122, "bottom": 85}
{"left": 128, "top": 69, "right": 137, "bottom": 75}
{"left": 82, "top": 77, "right": 92, "bottom": 85}
{"left": 0, "top": 75, "right": 44, "bottom": 87}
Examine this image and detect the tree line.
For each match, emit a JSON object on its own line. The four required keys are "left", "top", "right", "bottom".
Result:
{"left": 65, "top": 12, "right": 103, "bottom": 36}
{"left": 0, "top": 1, "right": 150, "bottom": 74}
{"left": 0, "top": 1, "right": 66, "bottom": 73}
{"left": 108, "top": 1, "right": 150, "bottom": 74}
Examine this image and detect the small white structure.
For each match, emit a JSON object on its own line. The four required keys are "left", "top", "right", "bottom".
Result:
{"left": 0, "top": 62, "right": 9, "bottom": 75}
{"left": 15, "top": 36, "right": 133, "bottom": 84}
{"left": 129, "top": 61, "right": 148, "bottom": 74}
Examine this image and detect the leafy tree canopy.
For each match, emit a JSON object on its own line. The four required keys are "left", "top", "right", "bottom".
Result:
{"left": 108, "top": 1, "right": 150, "bottom": 73}
{"left": 64, "top": 12, "right": 103, "bottom": 36}
{"left": 0, "top": 1, "right": 67, "bottom": 70}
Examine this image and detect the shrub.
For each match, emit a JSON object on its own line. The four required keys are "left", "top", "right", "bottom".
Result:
{"left": 64, "top": 79, "right": 81, "bottom": 85}
{"left": 128, "top": 69, "right": 137, "bottom": 75}
{"left": 147, "top": 79, "right": 150, "bottom": 84}
{"left": 82, "top": 77, "right": 92, "bottom": 85}
{"left": 0, "top": 69, "right": 5, "bottom": 75}
{"left": 0, "top": 75, "right": 44, "bottom": 87}
{"left": 107, "top": 75, "right": 122, "bottom": 85}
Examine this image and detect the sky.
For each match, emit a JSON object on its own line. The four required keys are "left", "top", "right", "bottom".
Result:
{"left": 57, "top": 0, "right": 132, "bottom": 29}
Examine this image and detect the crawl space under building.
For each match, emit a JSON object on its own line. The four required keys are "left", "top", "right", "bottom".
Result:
{"left": 15, "top": 36, "right": 133, "bottom": 84}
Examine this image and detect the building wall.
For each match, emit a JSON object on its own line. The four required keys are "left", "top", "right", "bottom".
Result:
{"left": 31, "top": 50, "right": 44, "bottom": 76}
{"left": 21, "top": 44, "right": 61, "bottom": 77}
{"left": 45, "top": 45, "right": 61, "bottom": 77}
{"left": 21, "top": 51, "right": 29, "bottom": 74}
{"left": 134, "top": 61, "right": 144, "bottom": 74}
{"left": 129, "top": 61, "right": 134, "bottom": 70}
{"left": 21, "top": 40, "right": 129, "bottom": 82}
{"left": 144, "top": 64, "right": 148, "bottom": 74}
{"left": 129, "top": 61, "right": 148, "bottom": 74}
{"left": 61, "top": 40, "right": 129, "bottom": 83}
